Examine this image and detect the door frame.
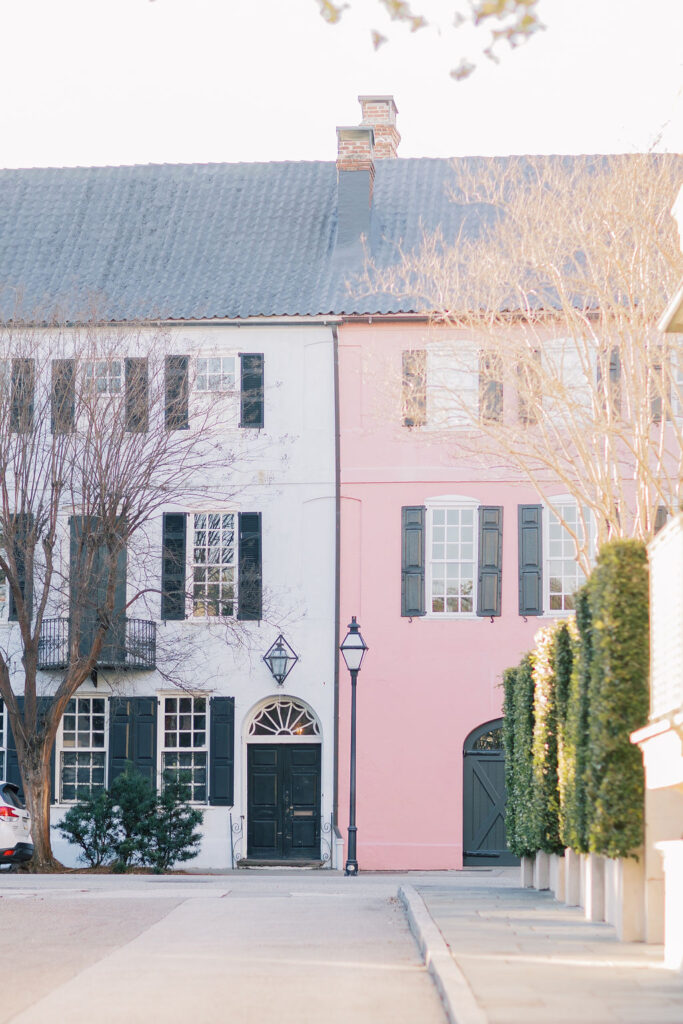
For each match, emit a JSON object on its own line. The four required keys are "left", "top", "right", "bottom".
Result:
{"left": 242, "top": 696, "right": 323, "bottom": 862}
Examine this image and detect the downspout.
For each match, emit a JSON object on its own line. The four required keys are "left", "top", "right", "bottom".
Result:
{"left": 332, "top": 322, "right": 341, "bottom": 830}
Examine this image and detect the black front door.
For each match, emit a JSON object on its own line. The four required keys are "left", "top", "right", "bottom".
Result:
{"left": 463, "top": 719, "right": 518, "bottom": 866}
{"left": 247, "top": 744, "right": 321, "bottom": 860}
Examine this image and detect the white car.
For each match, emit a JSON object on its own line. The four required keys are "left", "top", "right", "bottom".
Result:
{"left": 0, "top": 782, "right": 33, "bottom": 866}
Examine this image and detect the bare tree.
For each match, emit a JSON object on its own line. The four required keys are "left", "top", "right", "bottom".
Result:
{"left": 360, "top": 154, "right": 683, "bottom": 570}
{"left": 0, "top": 320, "right": 249, "bottom": 869}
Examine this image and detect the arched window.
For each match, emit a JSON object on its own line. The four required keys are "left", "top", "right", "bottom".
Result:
{"left": 247, "top": 698, "right": 320, "bottom": 738}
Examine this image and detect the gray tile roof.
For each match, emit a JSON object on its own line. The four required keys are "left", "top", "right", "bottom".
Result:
{"left": 0, "top": 158, "right": 491, "bottom": 322}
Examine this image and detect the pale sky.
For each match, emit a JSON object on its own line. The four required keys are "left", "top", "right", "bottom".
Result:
{"left": 1, "top": 0, "right": 682, "bottom": 169}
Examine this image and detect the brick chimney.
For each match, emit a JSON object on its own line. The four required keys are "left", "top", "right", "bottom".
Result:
{"left": 359, "top": 95, "right": 400, "bottom": 159}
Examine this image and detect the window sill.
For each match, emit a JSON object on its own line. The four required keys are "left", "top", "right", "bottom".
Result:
{"left": 423, "top": 612, "right": 480, "bottom": 621}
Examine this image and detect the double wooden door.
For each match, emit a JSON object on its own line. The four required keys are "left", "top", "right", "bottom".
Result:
{"left": 247, "top": 744, "right": 321, "bottom": 861}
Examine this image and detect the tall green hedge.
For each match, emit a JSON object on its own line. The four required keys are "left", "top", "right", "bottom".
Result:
{"left": 560, "top": 588, "right": 591, "bottom": 852}
{"left": 586, "top": 541, "right": 649, "bottom": 859}
{"left": 531, "top": 623, "right": 564, "bottom": 855}
{"left": 504, "top": 654, "right": 537, "bottom": 857}
{"left": 502, "top": 666, "right": 518, "bottom": 854}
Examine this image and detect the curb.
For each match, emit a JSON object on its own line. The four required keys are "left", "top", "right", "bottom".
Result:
{"left": 398, "top": 884, "right": 488, "bottom": 1024}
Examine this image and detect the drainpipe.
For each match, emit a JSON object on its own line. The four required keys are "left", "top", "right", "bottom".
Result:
{"left": 332, "top": 322, "right": 341, "bottom": 830}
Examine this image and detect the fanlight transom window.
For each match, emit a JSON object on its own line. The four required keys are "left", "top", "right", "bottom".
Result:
{"left": 248, "top": 699, "right": 320, "bottom": 737}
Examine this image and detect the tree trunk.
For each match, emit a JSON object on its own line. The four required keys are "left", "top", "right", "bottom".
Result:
{"left": 22, "top": 747, "right": 62, "bottom": 872}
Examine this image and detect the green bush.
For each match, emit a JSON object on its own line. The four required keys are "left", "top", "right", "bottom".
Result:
{"left": 502, "top": 666, "right": 518, "bottom": 853}
{"left": 109, "top": 768, "right": 157, "bottom": 868}
{"left": 531, "top": 623, "right": 564, "bottom": 855}
{"left": 54, "top": 769, "right": 203, "bottom": 871}
{"left": 560, "top": 588, "right": 591, "bottom": 852}
{"left": 141, "top": 773, "right": 203, "bottom": 873}
{"left": 507, "top": 654, "right": 537, "bottom": 857}
{"left": 56, "top": 789, "right": 117, "bottom": 867}
{"left": 586, "top": 540, "right": 650, "bottom": 859}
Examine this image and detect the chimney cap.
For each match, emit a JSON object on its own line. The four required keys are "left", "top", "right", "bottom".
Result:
{"left": 358, "top": 94, "right": 398, "bottom": 111}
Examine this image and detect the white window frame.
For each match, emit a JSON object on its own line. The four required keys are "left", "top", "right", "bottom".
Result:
{"left": 543, "top": 497, "right": 595, "bottom": 616}
{"left": 425, "top": 495, "right": 479, "bottom": 618}
{"left": 188, "top": 511, "right": 237, "bottom": 620}
{"left": 194, "top": 355, "right": 238, "bottom": 394}
{"left": 84, "top": 359, "right": 122, "bottom": 396}
{"left": 159, "top": 694, "right": 208, "bottom": 805}
{"left": 58, "top": 695, "right": 108, "bottom": 803}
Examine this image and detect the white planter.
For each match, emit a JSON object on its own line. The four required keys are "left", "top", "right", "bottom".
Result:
{"left": 521, "top": 854, "right": 535, "bottom": 888}
{"left": 534, "top": 850, "right": 550, "bottom": 890}
{"left": 564, "top": 847, "right": 581, "bottom": 906}
{"left": 656, "top": 840, "right": 683, "bottom": 970}
{"left": 549, "top": 852, "right": 566, "bottom": 901}
{"left": 584, "top": 852, "right": 606, "bottom": 921}
{"left": 603, "top": 853, "right": 645, "bottom": 941}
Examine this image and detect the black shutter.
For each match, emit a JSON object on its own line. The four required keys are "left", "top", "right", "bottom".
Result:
{"left": 479, "top": 353, "right": 503, "bottom": 423}
{"left": 237, "top": 512, "right": 262, "bottom": 620}
{"left": 654, "top": 506, "right": 669, "bottom": 534}
{"left": 161, "top": 513, "right": 187, "bottom": 620}
{"left": 10, "top": 358, "right": 35, "bottom": 433}
{"left": 518, "top": 504, "right": 543, "bottom": 616}
{"left": 125, "top": 357, "right": 149, "bottom": 433}
{"left": 401, "top": 506, "right": 426, "bottom": 617}
{"left": 402, "top": 350, "right": 427, "bottom": 427}
{"left": 209, "top": 696, "right": 235, "bottom": 806}
{"left": 239, "top": 353, "right": 264, "bottom": 428}
{"left": 5, "top": 696, "right": 24, "bottom": 793}
{"left": 477, "top": 506, "right": 503, "bottom": 617}
{"left": 70, "top": 517, "right": 127, "bottom": 664}
{"left": 165, "top": 355, "right": 189, "bottom": 430}
{"left": 108, "top": 697, "right": 158, "bottom": 788}
{"left": 9, "top": 513, "right": 33, "bottom": 623}
{"left": 51, "top": 359, "right": 75, "bottom": 434}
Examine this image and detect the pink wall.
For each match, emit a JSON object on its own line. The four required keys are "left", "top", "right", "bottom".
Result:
{"left": 338, "top": 322, "right": 544, "bottom": 869}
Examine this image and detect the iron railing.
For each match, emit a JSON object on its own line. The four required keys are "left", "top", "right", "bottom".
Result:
{"left": 37, "top": 617, "right": 156, "bottom": 671}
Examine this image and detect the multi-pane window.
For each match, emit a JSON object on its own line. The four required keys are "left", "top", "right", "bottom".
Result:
{"left": 547, "top": 503, "right": 589, "bottom": 612}
{"left": 429, "top": 507, "right": 476, "bottom": 614}
{"left": 85, "top": 360, "right": 122, "bottom": 394}
{"left": 196, "top": 357, "right": 236, "bottom": 393}
{"left": 60, "top": 696, "right": 106, "bottom": 802}
{"left": 192, "top": 513, "right": 235, "bottom": 617}
{"left": 162, "top": 696, "right": 207, "bottom": 802}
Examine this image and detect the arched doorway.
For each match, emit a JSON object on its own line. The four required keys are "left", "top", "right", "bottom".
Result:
{"left": 463, "top": 719, "right": 518, "bottom": 866}
{"left": 245, "top": 697, "right": 322, "bottom": 862}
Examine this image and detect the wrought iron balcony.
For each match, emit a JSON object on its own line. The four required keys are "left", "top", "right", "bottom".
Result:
{"left": 37, "top": 617, "right": 156, "bottom": 671}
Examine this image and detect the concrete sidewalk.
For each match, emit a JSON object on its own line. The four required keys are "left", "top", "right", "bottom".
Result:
{"left": 409, "top": 867, "right": 683, "bottom": 1024}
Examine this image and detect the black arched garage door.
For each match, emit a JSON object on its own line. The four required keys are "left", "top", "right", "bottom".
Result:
{"left": 463, "top": 719, "right": 518, "bottom": 866}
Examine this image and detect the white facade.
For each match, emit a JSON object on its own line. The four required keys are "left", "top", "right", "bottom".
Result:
{"left": 0, "top": 321, "right": 338, "bottom": 869}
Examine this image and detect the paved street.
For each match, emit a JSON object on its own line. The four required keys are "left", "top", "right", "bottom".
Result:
{"left": 2, "top": 868, "right": 683, "bottom": 1024}
{"left": 0, "top": 871, "right": 444, "bottom": 1024}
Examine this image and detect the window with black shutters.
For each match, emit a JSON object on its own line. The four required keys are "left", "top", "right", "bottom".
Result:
{"left": 10, "top": 358, "right": 35, "bottom": 433}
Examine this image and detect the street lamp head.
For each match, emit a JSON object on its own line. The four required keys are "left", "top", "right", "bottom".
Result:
{"left": 263, "top": 634, "right": 298, "bottom": 686}
{"left": 339, "top": 616, "right": 368, "bottom": 673}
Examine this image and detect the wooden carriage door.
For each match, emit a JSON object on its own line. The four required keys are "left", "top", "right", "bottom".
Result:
{"left": 463, "top": 719, "right": 518, "bottom": 866}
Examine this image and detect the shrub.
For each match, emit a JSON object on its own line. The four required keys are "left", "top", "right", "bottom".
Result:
{"left": 502, "top": 666, "right": 518, "bottom": 854}
{"left": 531, "top": 623, "right": 564, "bottom": 855}
{"left": 139, "top": 773, "right": 203, "bottom": 873}
{"left": 586, "top": 540, "right": 649, "bottom": 859}
{"left": 109, "top": 768, "right": 157, "bottom": 868}
{"left": 560, "top": 588, "right": 591, "bottom": 852}
{"left": 508, "top": 654, "right": 537, "bottom": 857}
{"left": 55, "top": 790, "right": 117, "bottom": 867}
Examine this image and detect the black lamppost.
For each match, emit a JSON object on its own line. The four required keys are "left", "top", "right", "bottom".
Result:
{"left": 339, "top": 616, "right": 368, "bottom": 876}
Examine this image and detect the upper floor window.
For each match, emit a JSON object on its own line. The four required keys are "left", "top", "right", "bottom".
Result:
{"left": 429, "top": 506, "right": 477, "bottom": 614}
{"left": 191, "top": 512, "right": 236, "bottom": 618}
{"left": 196, "top": 357, "right": 236, "bottom": 393}
{"left": 547, "top": 502, "right": 592, "bottom": 612}
{"left": 84, "top": 360, "right": 122, "bottom": 395}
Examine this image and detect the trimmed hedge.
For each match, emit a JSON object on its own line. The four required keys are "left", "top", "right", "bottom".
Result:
{"left": 506, "top": 654, "right": 537, "bottom": 857}
{"left": 531, "top": 623, "right": 564, "bottom": 855}
{"left": 586, "top": 540, "right": 649, "bottom": 858}
{"left": 560, "top": 588, "right": 591, "bottom": 852}
{"left": 502, "top": 666, "right": 518, "bottom": 855}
